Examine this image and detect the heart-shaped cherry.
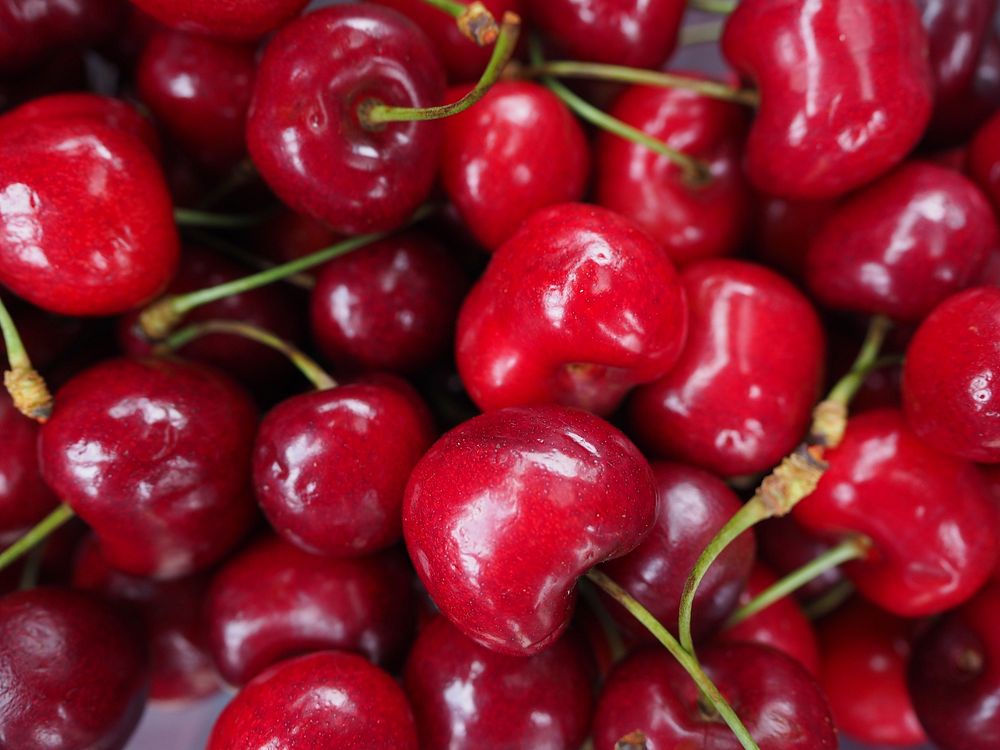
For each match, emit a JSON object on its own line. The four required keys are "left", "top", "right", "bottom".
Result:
{"left": 128, "top": 0, "right": 308, "bottom": 40}
{"left": 0, "top": 0, "right": 123, "bottom": 73}
{"left": 0, "top": 390, "right": 57, "bottom": 533}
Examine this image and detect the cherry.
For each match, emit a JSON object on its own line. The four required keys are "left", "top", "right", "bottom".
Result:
{"left": 0, "top": 390, "right": 58, "bottom": 534}
{"left": 592, "top": 643, "right": 837, "bottom": 750}
{"left": 794, "top": 408, "right": 999, "bottom": 616}
{"left": 902, "top": 286, "right": 1000, "bottom": 463}
{"left": 403, "top": 404, "right": 657, "bottom": 655}
{"left": 968, "top": 108, "right": 1000, "bottom": 213}
{"left": 207, "top": 650, "right": 418, "bottom": 749}
{"left": 595, "top": 77, "right": 751, "bottom": 267}
{"left": 806, "top": 162, "right": 997, "bottom": 322}
{"left": 0, "top": 587, "right": 149, "bottom": 750}
{"left": 628, "top": 259, "right": 825, "bottom": 477}
{"left": 441, "top": 81, "right": 589, "bottom": 252}
{"left": 128, "top": 0, "right": 308, "bottom": 41}
{"left": 755, "top": 516, "right": 846, "bottom": 604}
{"left": 0, "top": 0, "right": 124, "bottom": 74}
{"left": 750, "top": 194, "right": 838, "bottom": 283}
{"left": 38, "top": 357, "right": 258, "bottom": 579}
{"left": 722, "top": 0, "right": 933, "bottom": 200}
{"left": 456, "top": 203, "right": 688, "bottom": 416}
{"left": 404, "top": 616, "right": 592, "bottom": 750}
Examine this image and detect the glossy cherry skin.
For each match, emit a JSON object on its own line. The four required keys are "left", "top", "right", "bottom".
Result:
{"left": 457, "top": 203, "right": 688, "bottom": 416}
{"left": 310, "top": 231, "right": 468, "bottom": 374}
{"left": 404, "top": 404, "right": 657, "bottom": 655}
{"left": 628, "top": 259, "right": 825, "bottom": 477}
{"left": 908, "top": 580, "right": 1000, "bottom": 750}
{"left": 596, "top": 80, "right": 751, "bottom": 267}
{"left": 593, "top": 643, "right": 837, "bottom": 750}
{"left": 129, "top": 0, "right": 307, "bottom": 40}
{"left": 0, "top": 390, "right": 58, "bottom": 533}
{"left": 72, "top": 536, "right": 221, "bottom": 703}
{"left": 0, "top": 0, "right": 123, "bottom": 73}
{"left": 253, "top": 380, "right": 434, "bottom": 557}
{"left": 818, "top": 598, "right": 925, "bottom": 747}
{"left": 755, "top": 516, "right": 846, "bottom": 604}
{"left": 601, "top": 462, "right": 755, "bottom": 642}
{"left": 247, "top": 5, "right": 445, "bottom": 236}
{"left": 722, "top": 0, "right": 932, "bottom": 200}
{"left": 137, "top": 30, "right": 256, "bottom": 174}
{"left": 404, "top": 616, "right": 592, "bottom": 750}
{"left": 794, "top": 409, "right": 999, "bottom": 616}
{"left": 902, "top": 287, "right": 1000, "bottom": 463}
{"left": 806, "top": 162, "right": 997, "bottom": 322}
{"left": 207, "top": 651, "right": 418, "bottom": 749}
{"left": 750, "top": 194, "right": 838, "bottom": 283}
{"left": 0, "top": 117, "right": 179, "bottom": 316}
{"left": 39, "top": 357, "right": 258, "bottom": 579}
{"left": 0, "top": 587, "right": 149, "bottom": 750}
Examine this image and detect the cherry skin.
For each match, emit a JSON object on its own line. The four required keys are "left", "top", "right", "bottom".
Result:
{"left": 968, "top": 108, "right": 1000, "bottom": 213}
{"left": 0, "top": 587, "right": 149, "bottom": 750}
{"left": 595, "top": 79, "right": 751, "bottom": 267}
{"left": 750, "top": 194, "right": 838, "bottom": 283}
{"left": 722, "top": 0, "right": 932, "bottom": 200}
{"left": 403, "top": 404, "right": 657, "bottom": 655}
{"left": 404, "top": 616, "right": 592, "bottom": 750}
{"left": 0, "top": 390, "right": 58, "bottom": 533}
{"left": 628, "top": 259, "right": 825, "bottom": 477}
{"left": 128, "top": 0, "right": 308, "bottom": 41}
{"left": 456, "top": 203, "right": 688, "bottom": 416}
{"left": 247, "top": 5, "right": 445, "bottom": 235}
{"left": 592, "top": 643, "right": 837, "bottom": 750}
{"left": 600, "top": 461, "right": 756, "bottom": 642}
{"left": 794, "top": 408, "right": 999, "bottom": 616}
{"left": 0, "top": 0, "right": 123, "bottom": 74}
{"left": 902, "top": 287, "right": 1000, "bottom": 463}
{"left": 39, "top": 357, "right": 259, "bottom": 579}
{"left": 806, "top": 162, "right": 997, "bottom": 322}
{"left": 0, "top": 117, "right": 179, "bottom": 316}
{"left": 207, "top": 651, "right": 418, "bottom": 750}
{"left": 755, "top": 516, "right": 846, "bottom": 604}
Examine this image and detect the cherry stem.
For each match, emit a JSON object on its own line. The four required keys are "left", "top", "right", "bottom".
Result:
{"left": 803, "top": 580, "right": 855, "bottom": 620}
{"left": 156, "top": 319, "right": 336, "bottom": 391}
{"left": 0, "top": 504, "right": 75, "bottom": 575}
{"left": 586, "top": 570, "right": 761, "bottom": 750}
{"left": 689, "top": 0, "right": 738, "bottom": 13}
{"left": 186, "top": 230, "right": 316, "bottom": 290}
{"left": 360, "top": 12, "right": 520, "bottom": 128}
{"left": 680, "top": 20, "right": 725, "bottom": 46}
{"left": 174, "top": 208, "right": 271, "bottom": 230}
{"left": 0, "top": 295, "right": 52, "bottom": 422}
{"left": 577, "top": 577, "right": 627, "bottom": 664}
{"left": 421, "top": 0, "right": 499, "bottom": 45}
{"left": 724, "top": 536, "right": 870, "bottom": 628}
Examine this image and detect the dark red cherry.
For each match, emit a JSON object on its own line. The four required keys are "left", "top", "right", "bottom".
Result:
{"left": 794, "top": 409, "right": 999, "bottom": 616}
{"left": 722, "top": 0, "right": 933, "bottom": 199}
{"left": 755, "top": 517, "right": 846, "bottom": 604}
{"left": 456, "top": 203, "right": 688, "bottom": 416}
{"left": 403, "top": 404, "right": 657, "bottom": 655}
{"left": 628, "top": 259, "right": 825, "bottom": 477}
{"left": 247, "top": 5, "right": 445, "bottom": 235}
{"left": 208, "top": 650, "right": 418, "bottom": 749}
{"left": 750, "top": 194, "right": 838, "bottom": 283}
{"left": 0, "top": 587, "right": 148, "bottom": 750}
{"left": 806, "top": 162, "right": 997, "bottom": 322}
{"left": 39, "top": 357, "right": 258, "bottom": 579}
{"left": 129, "top": 0, "right": 307, "bottom": 40}
{"left": 600, "top": 462, "right": 755, "bottom": 642}
{"left": 0, "top": 390, "right": 58, "bottom": 533}
{"left": 902, "top": 287, "right": 1000, "bottom": 463}
{"left": 592, "top": 643, "right": 837, "bottom": 750}
{"left": 404, "top": 616, "right": 592, "bottom": 750}
{"left": 908, "top": 580, "right": 1000, "bottom": 750}
{"left": 0, "top": 0, "right": 124, "bottom": 73}
{"left": 595, "top": 78, "right": 751, "bottom": 267}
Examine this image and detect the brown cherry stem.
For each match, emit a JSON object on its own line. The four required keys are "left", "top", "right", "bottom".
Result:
{"left": 419, "top": 0, "right": 499, "bottom": 45}
{"left": 0, "top": 295, "right": 52, "bottom": 422}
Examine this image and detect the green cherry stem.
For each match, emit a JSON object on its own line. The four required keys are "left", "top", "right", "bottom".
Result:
{"left": 680, "top": 19, "right": 725, "bottom": 46}
{"left": 0, "top": 295, "right": 52, "bottom": 422}
{"left": 803, "top": 580, "right": 856, "bottom": 620}
{"left": 689, "top": 0, "right": 738, "bottom": 13}
{"left": 0, "top": 504, "right": 75, "bottom": 575}
{"left": 173, "top": 207, "right": 272, "bottom": 229}
{"left": 586, "top": 570, "right": 761, "bottom": 750}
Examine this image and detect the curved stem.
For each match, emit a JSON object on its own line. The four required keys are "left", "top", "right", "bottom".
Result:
{"left": 0, "top": 504, "right": 75, "bottom": 574}
{"left": 0, "top": 295, "right": 52, "bottom": 422}
{"left": 803, "top": 580, "right": 855, "bottom": 620}
{"left": 587, "top": 570, "right": 760, "bottom": 750}
{"left": 680, "top": 20, "right": 725, "bottom": 46}
{"left": 689, "top": 0, "right": 738, "bottom": 13}
{"left": 174, "top": 208, "right": 271, "bottom": 229}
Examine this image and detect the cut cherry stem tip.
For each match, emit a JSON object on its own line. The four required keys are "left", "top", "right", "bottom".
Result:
{"left": 420, "top": 0, "right": 499, "bottom": 45}
{"left": 0, "top": 295, "right": 52, "bottom": 422}
{"left": 0, "top": 504, "right": 75, "bottom": 575}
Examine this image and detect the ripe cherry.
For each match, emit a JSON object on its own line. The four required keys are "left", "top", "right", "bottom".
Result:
{"left": 0, "top": 390, "right": 57, "bottom": 534}
{"left": 128, "top": 0, "right": 308, "bottom": 41}
{"left": 0, "top": 0, "right": 123, "bottom": 73}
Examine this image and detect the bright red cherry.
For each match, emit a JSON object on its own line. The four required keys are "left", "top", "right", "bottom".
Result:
{"left": 795, "top": 409, "right": 999, "bottom": 616}
{"left": 208, "top": 651, "right": 417, "bottom": 749}
{"left": 404, "top": 404, "right": 657, "bottom": 655}
{"left": 404, "top": 616, "right": 592, "bottom": 750}
{"left": 595, "top": 79, "right": 751, "bottom": 267}
{"left": 0, "top": 587, "right": 149, "bottom": 750}
{"left": 750, "top": 194, "right": 838, "bottom": 283}
{"left": 0, "top": 390, "right": 57, "bottom": 533}
{"left": 755, "top": 516, "right": 846, "bottom": 604}
{"left": 0, "top": 0, "right": 123, "bottom": 73}
{"left": 456, "top": 203, "right": 688, "bottom": 416}
{"left": 39, "top": 357, "right": 258, "bottom": 579}
{"left": 806, "top": 162, "right": 997, "bottom": 322}
{"left": 722, "top": 0, "right": 933, "bottom": 200}
{"left": 629, "top": 259, "right": 825, "bottom": 477}
{"left": 902, "top": 287, "right": 1000, "bottom": 463}
{"left": 247, "top": 5, "right": 445, "bottom": 235}
{"left": 128, "top": 0, "right": 307, "bottom": 40}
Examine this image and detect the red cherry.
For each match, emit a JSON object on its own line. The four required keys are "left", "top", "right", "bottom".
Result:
{"left": 722, "top": 0, "right": 933, "bottom": 199}
{"left": 247, "top": 5, "right": 445, "bottom": 235}
{"left": 0, "top": 390, "right": 57, "bottom": 534}
{"left": 456, "top": 203, "right": 688, "bottom": 416}
{"left": 750, "top": 194, "right": 838, "bottom": 283}
{"left": 902, "top": 287, "right": 1000, "bottom": 462}
{"left": 403, "top": 404, "right": 657, "bottom": 655}
{"left": 128, "top": 0, "right": 308, "bottom": 41}
{"left": 404, "top": 616, "right": 592, "bottom": 750}
{"left": 628, "top": 259, "right": 825, "bottom": 477}
{"left": 207, "top": 651, "right": 418, "bottom": 749}
{"left": 755, "top": 516, "right": 846, "bottom": 604}
{"left": 0, "top": 0, "right": 123, "bottom": 73}
{"left": 441, "top": 81, "right": 589, "bottom": 252}
{"left": 794, "top": 408, "right": 999, "bottom": 616}
{"left": 968, "top": 108, "right": 1000, "bottom": 213}
{"left": 38, "top": 357, "right": 258, "bottom": 579}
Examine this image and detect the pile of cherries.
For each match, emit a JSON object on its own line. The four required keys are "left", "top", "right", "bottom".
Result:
{"left": 1, "top": 0, "right": 1000, "bottom": 748}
